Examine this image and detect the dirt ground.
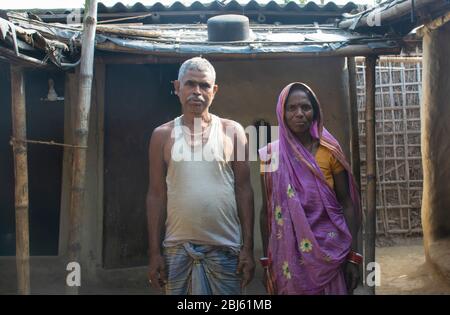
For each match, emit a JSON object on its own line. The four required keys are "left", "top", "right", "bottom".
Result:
{"left": 2, "top": 236, "right": 450, "bottom": 294}
{"left": 375, "top": 236, "right": 450, "bottom": 294}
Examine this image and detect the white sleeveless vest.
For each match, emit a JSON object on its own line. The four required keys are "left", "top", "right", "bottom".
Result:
{"left": 163, "top": 114, "right": 241, "bottom": 250}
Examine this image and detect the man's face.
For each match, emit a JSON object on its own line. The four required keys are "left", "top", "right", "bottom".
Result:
{"left": 174, "top": 69, "right": 218, "bottom": 116}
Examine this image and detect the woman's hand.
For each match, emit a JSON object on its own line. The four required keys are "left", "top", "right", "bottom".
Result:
{"left": 262, "top": 268, "right": 269, "bottom": 292}
{"left": 344, "top": 262, "right": 360, "bottom": 294}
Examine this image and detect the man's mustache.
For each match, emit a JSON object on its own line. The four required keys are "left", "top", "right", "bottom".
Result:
{"left": 187, "top": 96, "right": 205, "bottom": 102}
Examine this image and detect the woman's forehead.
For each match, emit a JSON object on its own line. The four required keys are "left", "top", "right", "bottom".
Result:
{"left": 286, "top": 89, "right": 310, "bottom": 103}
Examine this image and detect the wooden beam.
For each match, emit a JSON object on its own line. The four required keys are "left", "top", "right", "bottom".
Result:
{"left": 66, "top": 0, "right": 98, "bottom": 295}
{"left": 94, "top": 43, "right": 400, "bottom": 62}
{"left": 339, "top": 0, "right": 438, "bottom": 30}
{"left": 0, "top": 47, "right": 50, "bottom": 69}
{"left": 416, "top": 10, "right": 450, "bottom": 36}
{"left": 10, "top": 65, "right": 30, "bottom": 295}
{"left": 364, "top": 55, "right": 377, "bottom": 295}
{"left": 355, "top": 56, "right": 422, "bottom": 63}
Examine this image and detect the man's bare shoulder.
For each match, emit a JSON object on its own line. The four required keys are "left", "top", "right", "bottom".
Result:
{"left": 220, "top": 118, "right": 245, "bottom": 133}
{"left": 152, "top": 120, "right": 175, "bottom": 140}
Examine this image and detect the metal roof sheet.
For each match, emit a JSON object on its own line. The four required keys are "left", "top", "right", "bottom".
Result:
{"left": 28, "top": 1, "right": 359, "bottom": 15}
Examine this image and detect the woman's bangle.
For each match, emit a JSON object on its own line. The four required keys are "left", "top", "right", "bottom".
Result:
{"left": 347, "top": 250, "right": 363, "bottom": 265}
{"left": 260, "top": 257, "right": 269, "bottom": 268}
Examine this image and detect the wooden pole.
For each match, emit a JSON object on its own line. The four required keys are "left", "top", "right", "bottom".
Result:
{"left": 10, "top": 65, "right": 31, "bottom": 295}
{"left": 66, "top": 0, "right": 98, "bottom": 295}
{"left": 347, "top": 57, "right": 361, "bottom": 188}
{"left": 364, "top": 55, "right": 377, "bottom": 295}
{"left": 421, "top": 20, "right": 450, "bottom": 280}
{"left": 347, "top": 57, "right": 364, "bottom": 288}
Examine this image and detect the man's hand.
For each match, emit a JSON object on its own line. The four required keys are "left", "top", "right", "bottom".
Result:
{"left": 236, "top": 248, "right": 255, "bottom": 288}
{"left": 148, "top": 254, "right": 167, "bottom": 291}
{"left": 344, "top": 262, "right": 360, "bottom": 294}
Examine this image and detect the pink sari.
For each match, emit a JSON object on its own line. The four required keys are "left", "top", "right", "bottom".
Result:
{"left": 259, "top": 82, "right": 361, "bottom": 295}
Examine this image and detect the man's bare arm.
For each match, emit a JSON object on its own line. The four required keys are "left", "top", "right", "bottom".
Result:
{"left": 260, "top": 173, "right": 269, "bottom": 257}
{"left": 146, "top": 125, "right": 169, "bottom": 290}
{"left": 229, "top": 121, "right": 255, "bottom": 288}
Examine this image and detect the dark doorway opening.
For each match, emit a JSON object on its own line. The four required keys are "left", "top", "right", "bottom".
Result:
{"left": 0, "top": 63, "right": 64, "bottom": 256}
{"left": 103, "top": 64, "right": 180, "bottom": 268}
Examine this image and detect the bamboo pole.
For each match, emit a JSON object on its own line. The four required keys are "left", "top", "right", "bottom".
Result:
{"left": 347, "top": 57, "right": 364, "bottom": 288}
{"left": 95, "top": 25, "right": 161, "bottom": 38}
{"left": 355, "top": 56, "right": 422, "bottom": 64}
{"left": 10, "top": 65, "right": 30, "bottom": 295}
{"left": 95, "top": 41, "right": 400, "bottom": 59}
{"left": 347, "top": 57, "right": 361, "bottom": 188}
{"left": 66, "top": 0, "right": 98, "bottom": 295}
{"left": 364, "top": 55, "right": 377, "bottom": 295}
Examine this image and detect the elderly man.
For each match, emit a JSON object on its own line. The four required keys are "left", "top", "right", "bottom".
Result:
{"left": 146, "top": 57, "right": 255, "bottom": 295}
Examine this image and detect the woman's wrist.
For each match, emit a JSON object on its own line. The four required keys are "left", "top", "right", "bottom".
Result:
{"left": 259, "top": 257, "right": 269, "bottom": 268}
{"left": 346, "top": 250, "right": 363, "bottom": 265}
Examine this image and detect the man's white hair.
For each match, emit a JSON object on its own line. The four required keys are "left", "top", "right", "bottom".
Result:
{"left": 178, "top": 57, "right": 216, "bottom": 83}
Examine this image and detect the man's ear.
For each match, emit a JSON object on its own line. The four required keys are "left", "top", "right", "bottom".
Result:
{"left": 173, "top": 80, "right": 180, "bottom": 95}
{"left": 213, "top": 84, "right": 219, "bottom": 95}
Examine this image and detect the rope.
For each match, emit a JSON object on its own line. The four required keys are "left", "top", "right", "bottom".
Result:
{"left": 10, "top": 137, "right": 88, "bottom": 149}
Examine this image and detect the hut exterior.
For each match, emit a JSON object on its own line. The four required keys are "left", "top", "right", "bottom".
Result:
{"left": 1, "top": 0, "right": 450, "bottom": 293}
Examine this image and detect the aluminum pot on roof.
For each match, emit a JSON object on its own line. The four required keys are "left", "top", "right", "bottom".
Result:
{"left": 207, "top": 14, "right": 250, "bottom": 42}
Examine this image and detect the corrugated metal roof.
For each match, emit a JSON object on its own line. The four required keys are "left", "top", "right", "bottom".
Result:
{"left": 98, "top": 1, "right": 359, "bottom": 13}
{"left": 27, "top": 1, "right": 361, "bottom": 25}
{"left": 1, "top": 2, "right": 407, "bottom": 69}
{"left": 1, "top": 9, "right": 401, "bottom": 70}
{"left": 30, "top": 1, "right": 359, "bottom": 15}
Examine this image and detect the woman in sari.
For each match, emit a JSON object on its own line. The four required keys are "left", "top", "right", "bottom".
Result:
{"left": 259, "top": 82, "right": 362, "bottom": 295}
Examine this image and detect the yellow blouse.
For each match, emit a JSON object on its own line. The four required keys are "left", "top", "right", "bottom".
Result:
{"left": 259, "top": 143, "right": 345, "bottom": 190}
{"left": 315, "top": 145, "right": 344, "bottom": 189}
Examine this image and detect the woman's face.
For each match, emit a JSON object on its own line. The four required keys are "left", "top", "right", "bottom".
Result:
{"left": 284, "top": 89, "right": 314, "bottom": 136}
